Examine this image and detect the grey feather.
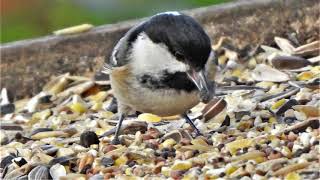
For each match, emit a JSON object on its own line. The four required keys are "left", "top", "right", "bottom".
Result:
{"left": 103, "top": 21, "right": 146, "bottom": 73}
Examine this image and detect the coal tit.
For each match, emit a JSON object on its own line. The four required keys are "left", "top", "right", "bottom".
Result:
{"left": 103, "top": 11, "right": 215, "bottom": 144}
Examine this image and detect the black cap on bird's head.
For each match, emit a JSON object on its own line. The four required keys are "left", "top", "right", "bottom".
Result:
{"left": 143, "top": 12, "right": 212, "bottom": 71}
{"left": 144, "top": 12, "right": 214, "bottom": 103}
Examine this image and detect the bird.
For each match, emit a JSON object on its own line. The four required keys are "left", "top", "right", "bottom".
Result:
{"left": 102, "top": 11, "right": 215, "bottom": 144}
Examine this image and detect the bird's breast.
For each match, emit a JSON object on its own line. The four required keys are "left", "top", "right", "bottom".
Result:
{"left": 110, "top": 66, "right": 199, "bottom": 116}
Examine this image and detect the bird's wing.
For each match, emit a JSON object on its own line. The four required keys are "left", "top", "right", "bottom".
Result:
{"left": 102, "top": 22, "right": 146, "bottom": 74}
{"left": 102, "top": 36, "right": 129, "bottom": 74}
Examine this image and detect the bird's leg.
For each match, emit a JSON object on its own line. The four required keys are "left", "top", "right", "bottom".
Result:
{"left": 105, "top": 97, "right": 118, "bottom": 113}
{"left": 182, "top": 113, "right": 201, "bottom": 136}
{"left": 111, "top": 113, "right": 125, "bottom": 145}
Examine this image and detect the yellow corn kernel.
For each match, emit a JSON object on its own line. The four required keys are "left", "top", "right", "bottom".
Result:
{"left": 95, "top": 128, "right": 106, "bottom": 136}
{"left": 99, "top": 111, "right": 114, "bottom": 119}
{"left": 138, "top": 113, "right": 162, "bottom": 123}
{"left": 226, "top": 166, "right": 238, "bottom": 175}
{"left": 69, "top": 103, "right": 87, "bottom": 114}
{"left": 161, "top": 167, "right": 170, "bottom": 177}
{"left": 115, "top": 156, "right": 128, "bottom": 166}
{"left": 125, "top": 168, "right": 132, "bottom": 176}
{"left": 218, "top": 55, "right": 228, "bottom": 65}
{"left": 226, "top": 139, "right": 253, "bottom": 155}
{"left": 269, "top": 117, "right": 277, "bottom": 123}
{"left": 297, "top": 71, "right": 313, "bottom": 81}
{"left": 271, "top": 99, "right": 286, "bottom": 110}
{"left": 171, "top": 160, "right": 192, "bottom": 171}
{"left": 162, "top": 138, "right": 176, "bottom": 149}
{"left": 182, "top": 174, "right": 193, "bottom": 180}
{"left": 282, "top": 146, "right": 292, "bottom": 158}
{"left": 256, "top": 81, "right": 275, "bottom": 89}
{"left": 91, "top": 102, "right": 102, "bottom": 111}
{"left": 264, "top": 126, "right": 271, "bottom": 133}
{"left": 310, "top": 66, "right": 320, "bottom": 74}
{"left": 191, "top": 138, "right": 209, "bottom": 146}
{"left": 231, "top": 69, "right": 242, "bottom": 77}
{"left": 89, "top": 91, "right": 108, "bottom": 102}
{"left": 285, "top": 172, "right": 300, "bottom": 180}
{"left": 253, "top": 156, "right": 266, "bottom": 163}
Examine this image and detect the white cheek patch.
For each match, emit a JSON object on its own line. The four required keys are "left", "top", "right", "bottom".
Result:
{"left": 130, "top": 33, "right": 188, "bottom": 77}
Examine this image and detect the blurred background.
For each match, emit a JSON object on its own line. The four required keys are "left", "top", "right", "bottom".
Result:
{"left": 1, "top": 0, "right": 229, "bottom": 43}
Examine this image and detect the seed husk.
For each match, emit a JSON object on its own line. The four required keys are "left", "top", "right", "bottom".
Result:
{"left": 161, "top": 130, "right": 182, "bottom": 143}
{"left": 294, "top": 40, "right": 320, "bottom": 56}
{"left": 271, "top": 56, "right": 311, "bottom": 70}
{"left": 31, "top": 131, "right": 69, "bottom": 140}
{"left": 202, "top": 98, "right": 227, "bottom": 122}
{"left": 50, "top": 163, "right": 66, "bottom": 180}
{"left": 49, "top": 156, "right": 76, "bottom": 166}
{"left": 274, "top": 37, "right": 295, "bottom": 54}
{"left": 252, "top": 64, "right": 290, "bottom": 82}
{"left": 273, "top": 162, "right": 310, "bottom": 176}
{"left": 0, "top": 123, "right": 23, "bottom": 131}
{"left": 28, "top": 165, "right": 50, "bottom": 180}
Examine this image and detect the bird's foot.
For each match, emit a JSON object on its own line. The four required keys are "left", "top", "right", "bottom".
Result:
{"left": 111, "top": 138, "right": 121, "bottom": 145}
{"left": 182, "top": 113, "right": 203, "bottom": 137}
{"left": 194, "top": 129, "right": 203, "bottom": 137}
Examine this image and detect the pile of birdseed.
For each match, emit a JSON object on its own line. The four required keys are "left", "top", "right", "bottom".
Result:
{"left": 0, "top": 35, "right": 319, "bottom": 180}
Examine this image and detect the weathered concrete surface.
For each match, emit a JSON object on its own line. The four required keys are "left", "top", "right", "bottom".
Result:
{"left": 1, "top": 0, "right": 319, "bottom": 98}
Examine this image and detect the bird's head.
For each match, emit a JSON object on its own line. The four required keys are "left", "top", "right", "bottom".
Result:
{"left": 129, "top": 12, "right": 215, "bottom": 103}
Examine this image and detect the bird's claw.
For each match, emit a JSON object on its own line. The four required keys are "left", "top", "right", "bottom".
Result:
{"left": 111, "top": 138, "right": 121, "bottom": 145}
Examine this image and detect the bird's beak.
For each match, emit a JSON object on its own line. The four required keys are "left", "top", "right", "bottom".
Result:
{"left": 187, "top": 68, "right": 214, "bottom": 103}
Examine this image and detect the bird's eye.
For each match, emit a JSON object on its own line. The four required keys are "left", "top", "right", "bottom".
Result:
{"left": 174, "top": 51, "right": 185, "bottom": 60}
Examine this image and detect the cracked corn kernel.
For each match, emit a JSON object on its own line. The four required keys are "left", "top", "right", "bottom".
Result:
{"left": 256, "top": 81, "right": 275, "bottom": 89}
{"left": 171, "top": 160, "right": 192, "bottom": 171}
{"left": 161, "top": 167, "right": 170, "bottom": 177}
{"left": 89, "top": 91, "right": 108, "bottom": 102}
{"left": 95, "top": 128, "right": 106, "bottom": 136}
{"left": 310, "top": 66, "right": 320, "bottom": 74}
{"left": 297, "top": 71, "right": 313, "bottom": 81}
{"left": 226, "top": 139, "right": 253, "bottom": 155}
{"left": 231, "top": 69, "right": 242, "bottom": 77}
{"left": 115, "top": 156, "right": 128, "bottom": 166}
{"left": 138, "top": 113, "right": 162, "bottom": 123}
{"left": 264, "top": 126, "right": 271, "bottom": 133}
{"left": 226, "top": 166, "right": 237, "bottom": 175}
{"left": 285, "top": 172, "right": 300, "bottom": 180}
{"left": 182, "top": 174, "right": 193, "bottom": 180}
{"left": 191, "top": 138, "right": 209, "bottom": 146}
{"left": 91, "top": 102, "right": 102, "bottom": 111}
{"left": 125, "top": 168, "right": 132, "bottom": 175}
{"left": 99, "top": 111, "right": 114, "bottom": 119}
{"left": 253, "top": 156, "right": 266, "bottom": 163}
{"left": 218, "top": 55, "right": 228, "bottom": 65}
{"left": 161, "top": 138, "right": 176, "bottom": 148}
{"left": 271, "top": 99, "right": 286, "bottom": 110}
{"left": 269, "top": 117, "right": 277, "bottom": 123}
{"left": 282, "top": 146, "right": 292, "bottom": 158}
{"left": 69, "top": 103, "right": 87, "bottom": 114}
